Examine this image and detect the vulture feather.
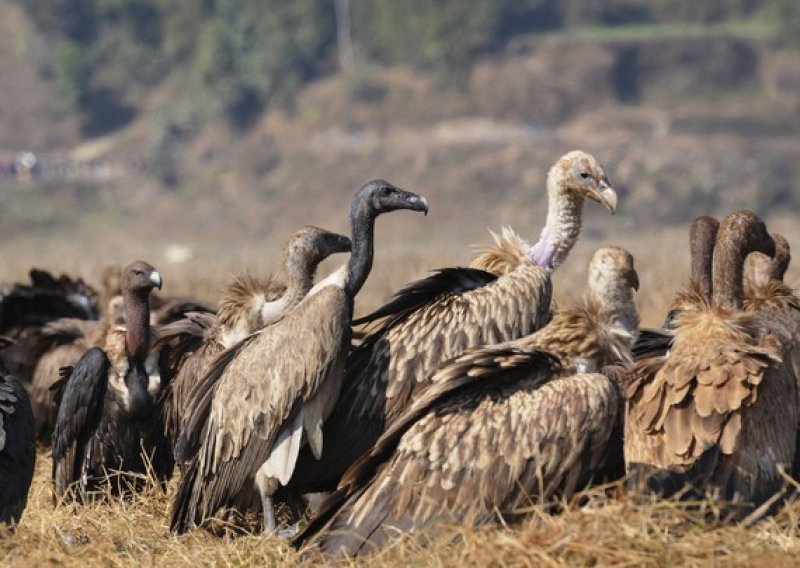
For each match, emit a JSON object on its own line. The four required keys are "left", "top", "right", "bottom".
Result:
{"left": 294, "top": 246, "right": 640, "bottom": 557}
{"left": 624, "top": 211, "right": 798, "bottom": 520}
{"left": 0, "top": 337, "right": 35, "bottom": 526}
{"left": 157, "top": 226, "right": 352, "bottom": 458}
{"left": 170, "top": 181, "right": 428, "bottom": 534}
{"left": 289, "top": 151, "right": 619, "bottom": 496}
{"left": 51, "top": 261, "right": 172, "bottom": 501}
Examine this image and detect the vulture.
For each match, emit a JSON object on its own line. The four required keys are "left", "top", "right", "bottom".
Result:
{"left": 632, "top": 215, "right": 719, "bottom": 361}
{"left": 157, "top": 226, "right": 352, "bottom": 457}
{"left": 294, "top": 246, "right": 641, "bottom": 557}
{"left": 51, "top": 261, "right": 172, "bottom": 501}
{"left": 289, "top": 150, "right": 619, "bottom": 496}
{"left": 0, "top": 338, "right": 35, "bottom": 526}
{"left": 0, "top": 269, "right": 100, "bottom": 385}
{"left": 624, "top": 211, "right": 799, "bottom": 519}
{"left": 170, "top": 180, "right": 429, "bottom": 534}
{"left": 744, "top": 234, "right": 799, "bottom": 335}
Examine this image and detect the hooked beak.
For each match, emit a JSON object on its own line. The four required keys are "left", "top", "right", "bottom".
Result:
{"left": 149, "top": 270, "right": 163, "bottom": 290}
{"left": 586, "top": 181, "right": 618, "bottom": 214}
{"left": 333, "top": 235, "right": 352, "bottom": 254}
{"left": 402, "top": 192, "right": 429, "bottom": 216}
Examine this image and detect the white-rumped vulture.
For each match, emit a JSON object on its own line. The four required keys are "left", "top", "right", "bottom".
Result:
{"left": 157, "top": 226, "right": 351, "bottom": 459}
{"left": 0, "top": 337, "right": 35, "bottom": 525}
{"left": 289, "top": 150, "right": 619, "bottom": 496}
{"left": 624, "top": 211, "right": 799, "bottom": 520}
{"left": 170, "top": 180, "right": 428, "bottom": 534}
{"left": 51, "top": 261, "right": 171, "bottom": 501}
{"left": 293, "top": 245, "right": 641, "bottom": 557}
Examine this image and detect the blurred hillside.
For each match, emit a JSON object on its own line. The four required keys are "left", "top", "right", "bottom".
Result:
{"left": 0, "top": 0, "right": 799, "bottom": 256}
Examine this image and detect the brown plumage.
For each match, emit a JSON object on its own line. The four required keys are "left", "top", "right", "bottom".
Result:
{"left": 170, "top": 180, "right": 429, "bottom": 534}
{"left": 294, "top": 246, "right": 640, "bottom": 557}
{"left": 624, "top": 211, "right": 798, "bottom": 519}
{"left": 28, "top": 318, "right": 110, "bottom": 442}
{"left": 157, "top": 227, "right": 352, "bottom": 456}
{"left": 289, "top": 151, "right": 619, "bottom": 495}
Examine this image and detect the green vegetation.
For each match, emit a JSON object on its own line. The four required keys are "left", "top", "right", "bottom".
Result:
{"left": 15, "top": 0, "right": 785, "bottom": 134}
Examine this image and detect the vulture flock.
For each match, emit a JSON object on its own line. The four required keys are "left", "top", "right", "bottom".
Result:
{"left": 0, "top": 152, "right": 799, "bottom": 559}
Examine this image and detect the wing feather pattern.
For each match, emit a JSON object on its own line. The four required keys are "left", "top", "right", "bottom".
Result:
{"left": 291, "top": 261, "right": 551, "bottom": 493}
{"left": 294, "top": 345, "right": 621, "bottom": 558}
{"left": 170, "top": 285, "right": 350, "bottom": 533}
{"left": 51, "top": 347, "right": 110, "bottom": 499}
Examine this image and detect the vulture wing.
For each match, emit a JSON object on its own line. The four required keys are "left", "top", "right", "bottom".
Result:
{"left": 352, "top": 267, "right": 498, "bottom": 327}
{"left": 295, "top": 346, "right": 622, "bottom": 558}
{"left": 291, "top": 262, "right": 552, "bottom": 493}
{"left": 0, "top": 369, "right": 35, "bottom": 524}
{"left": 51, "top": 347, "right": 110, "bottom": 499}
{"left": 171, "top": 284, "right": 350, "bottom": 533}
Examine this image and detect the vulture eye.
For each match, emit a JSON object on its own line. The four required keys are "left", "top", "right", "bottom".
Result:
{"left": 579, "top": 171, "right": 590, "bottom": 180}
{"left": 134, "top": 270, "right": 144, "bottom": 276}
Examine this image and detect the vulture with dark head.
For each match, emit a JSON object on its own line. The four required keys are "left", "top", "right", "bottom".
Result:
{"left": 0, "top": 337, "right": 35, "bottom": 526}
{"left": 294, "top": 245, "right": 640, "bottom": 558}
{"left": 170, "top": 180, "right": 429, "bottom": 534}
{"left": 624, "top": 211, "right": 798, "bottom": 519}
{"left": 51, "top": 261, "right": 172, "bottom": 501}
{"left": 289, "top": 151, "right": 618, "bottom": 496}
{"left": 157, "top": 226, "right": 352, "bottom": 457}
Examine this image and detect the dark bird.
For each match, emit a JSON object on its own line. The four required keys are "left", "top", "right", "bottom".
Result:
{"left": 0, "top": 338, "right": 35, "bottom": 526}
{"left": 51, "top": 261, "right": 171, "bottom": 501}
{"left": 624, "top": 211, "right": 798, "bottom": 519}
{"left": 293, "top": 246, "right": 640, "bottom": 557}
{"left": 289, "top": 151, "right": 619, "bottom": 496}
{"left": 157, "top": 226, "right": 352, "bottom": 458}
{"left": 0, "top": 269, "right": 100, "bottom": 385}
{"left": 170, "top": 180, "right": 428, "bottom": 534}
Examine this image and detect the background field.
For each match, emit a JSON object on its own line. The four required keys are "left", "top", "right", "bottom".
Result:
{"left": 2, "top": 0, "right": 800, "bottom": 565}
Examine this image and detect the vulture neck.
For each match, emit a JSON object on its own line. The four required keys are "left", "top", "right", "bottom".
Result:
{"left": 712, "top": 241, "right": 749, "bottom": 310}
{"left": 689, "top": 217, "right": 718, "bottom": 300}
{"left": 276, "top": 253, "right": 315, "bottom": 308}
{"left": 123, "top": 289, "right": 151, "bottom": 362}
{"left": 529, "top": 181, "right": 583, "bottom": 270}
{"left": 345, "top": 206, "right": 376, "bottom": 301}
{"left": 590, "top": 283, "right": 639, "bottom": 335}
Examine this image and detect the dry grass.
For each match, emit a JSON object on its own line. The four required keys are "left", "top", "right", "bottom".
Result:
{"left": 2, "top": 218, "right": 800, "bottom": 566}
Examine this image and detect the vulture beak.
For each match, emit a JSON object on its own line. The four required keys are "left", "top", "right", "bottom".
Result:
{"left": 402, "top": 192, "right": 429, "bottom": 216}
{"left": 149, "top": 271, "right": 163, "bottom": 290}
{"left": 586, "top": 181, "right": 618, "bottom": 214}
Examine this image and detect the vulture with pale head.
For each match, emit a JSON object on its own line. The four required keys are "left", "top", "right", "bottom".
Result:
{"left": 170, "top": 180, "right": 429, "bottom": 534}
{"left": 294, "top": 245, "right": 640, "bottom": 557}
{"left": 289, "top": 151, "right": 619, "bottom": 496}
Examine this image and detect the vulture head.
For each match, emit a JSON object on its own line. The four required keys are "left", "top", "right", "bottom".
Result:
{"left": 712, "top": 210, "right": 775, "bottom": 310}
{"left": 121, "top": 261, "right": 163, "bottom": 298}
{"left": 745, "top": 233, "right": 790, "bottom": 290}
{"left": 588, "top": 246, "right": 640, "bottom": 333}
{"left": 353, "top": 179, "right": 429, "bottom": 219}
{"left": 283, "top": 226, "right": 352, "bottom": 278}
{"left": 549, "top": 150, "right": 617, "bottom": 214}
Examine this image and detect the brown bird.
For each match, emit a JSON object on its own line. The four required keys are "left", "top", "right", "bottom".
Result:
{"left": 624, "top": 211, "right": 798, "bottom": 519}
{"left": 170, "top": 180, "right": 429, "bottom": 534}
{"left": 632, "top": 216, "right": 719, "bottom": 361}
{"left": 744, "top": 234, "right": 799, "bottom": 333}
{"left": 0, "top": 337, "right": 35, "bottom": 526}
{"left": 51, "top": 261, "right": 171, "bottom": 501}
{"left": 294, "top": 246, "right": 640, "bottom": 557}
{"left": 157, "top": 226, "right": 352, "bottom": 457}
{"left": 289, "top": 151, "right": 618, "bottom": 496}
